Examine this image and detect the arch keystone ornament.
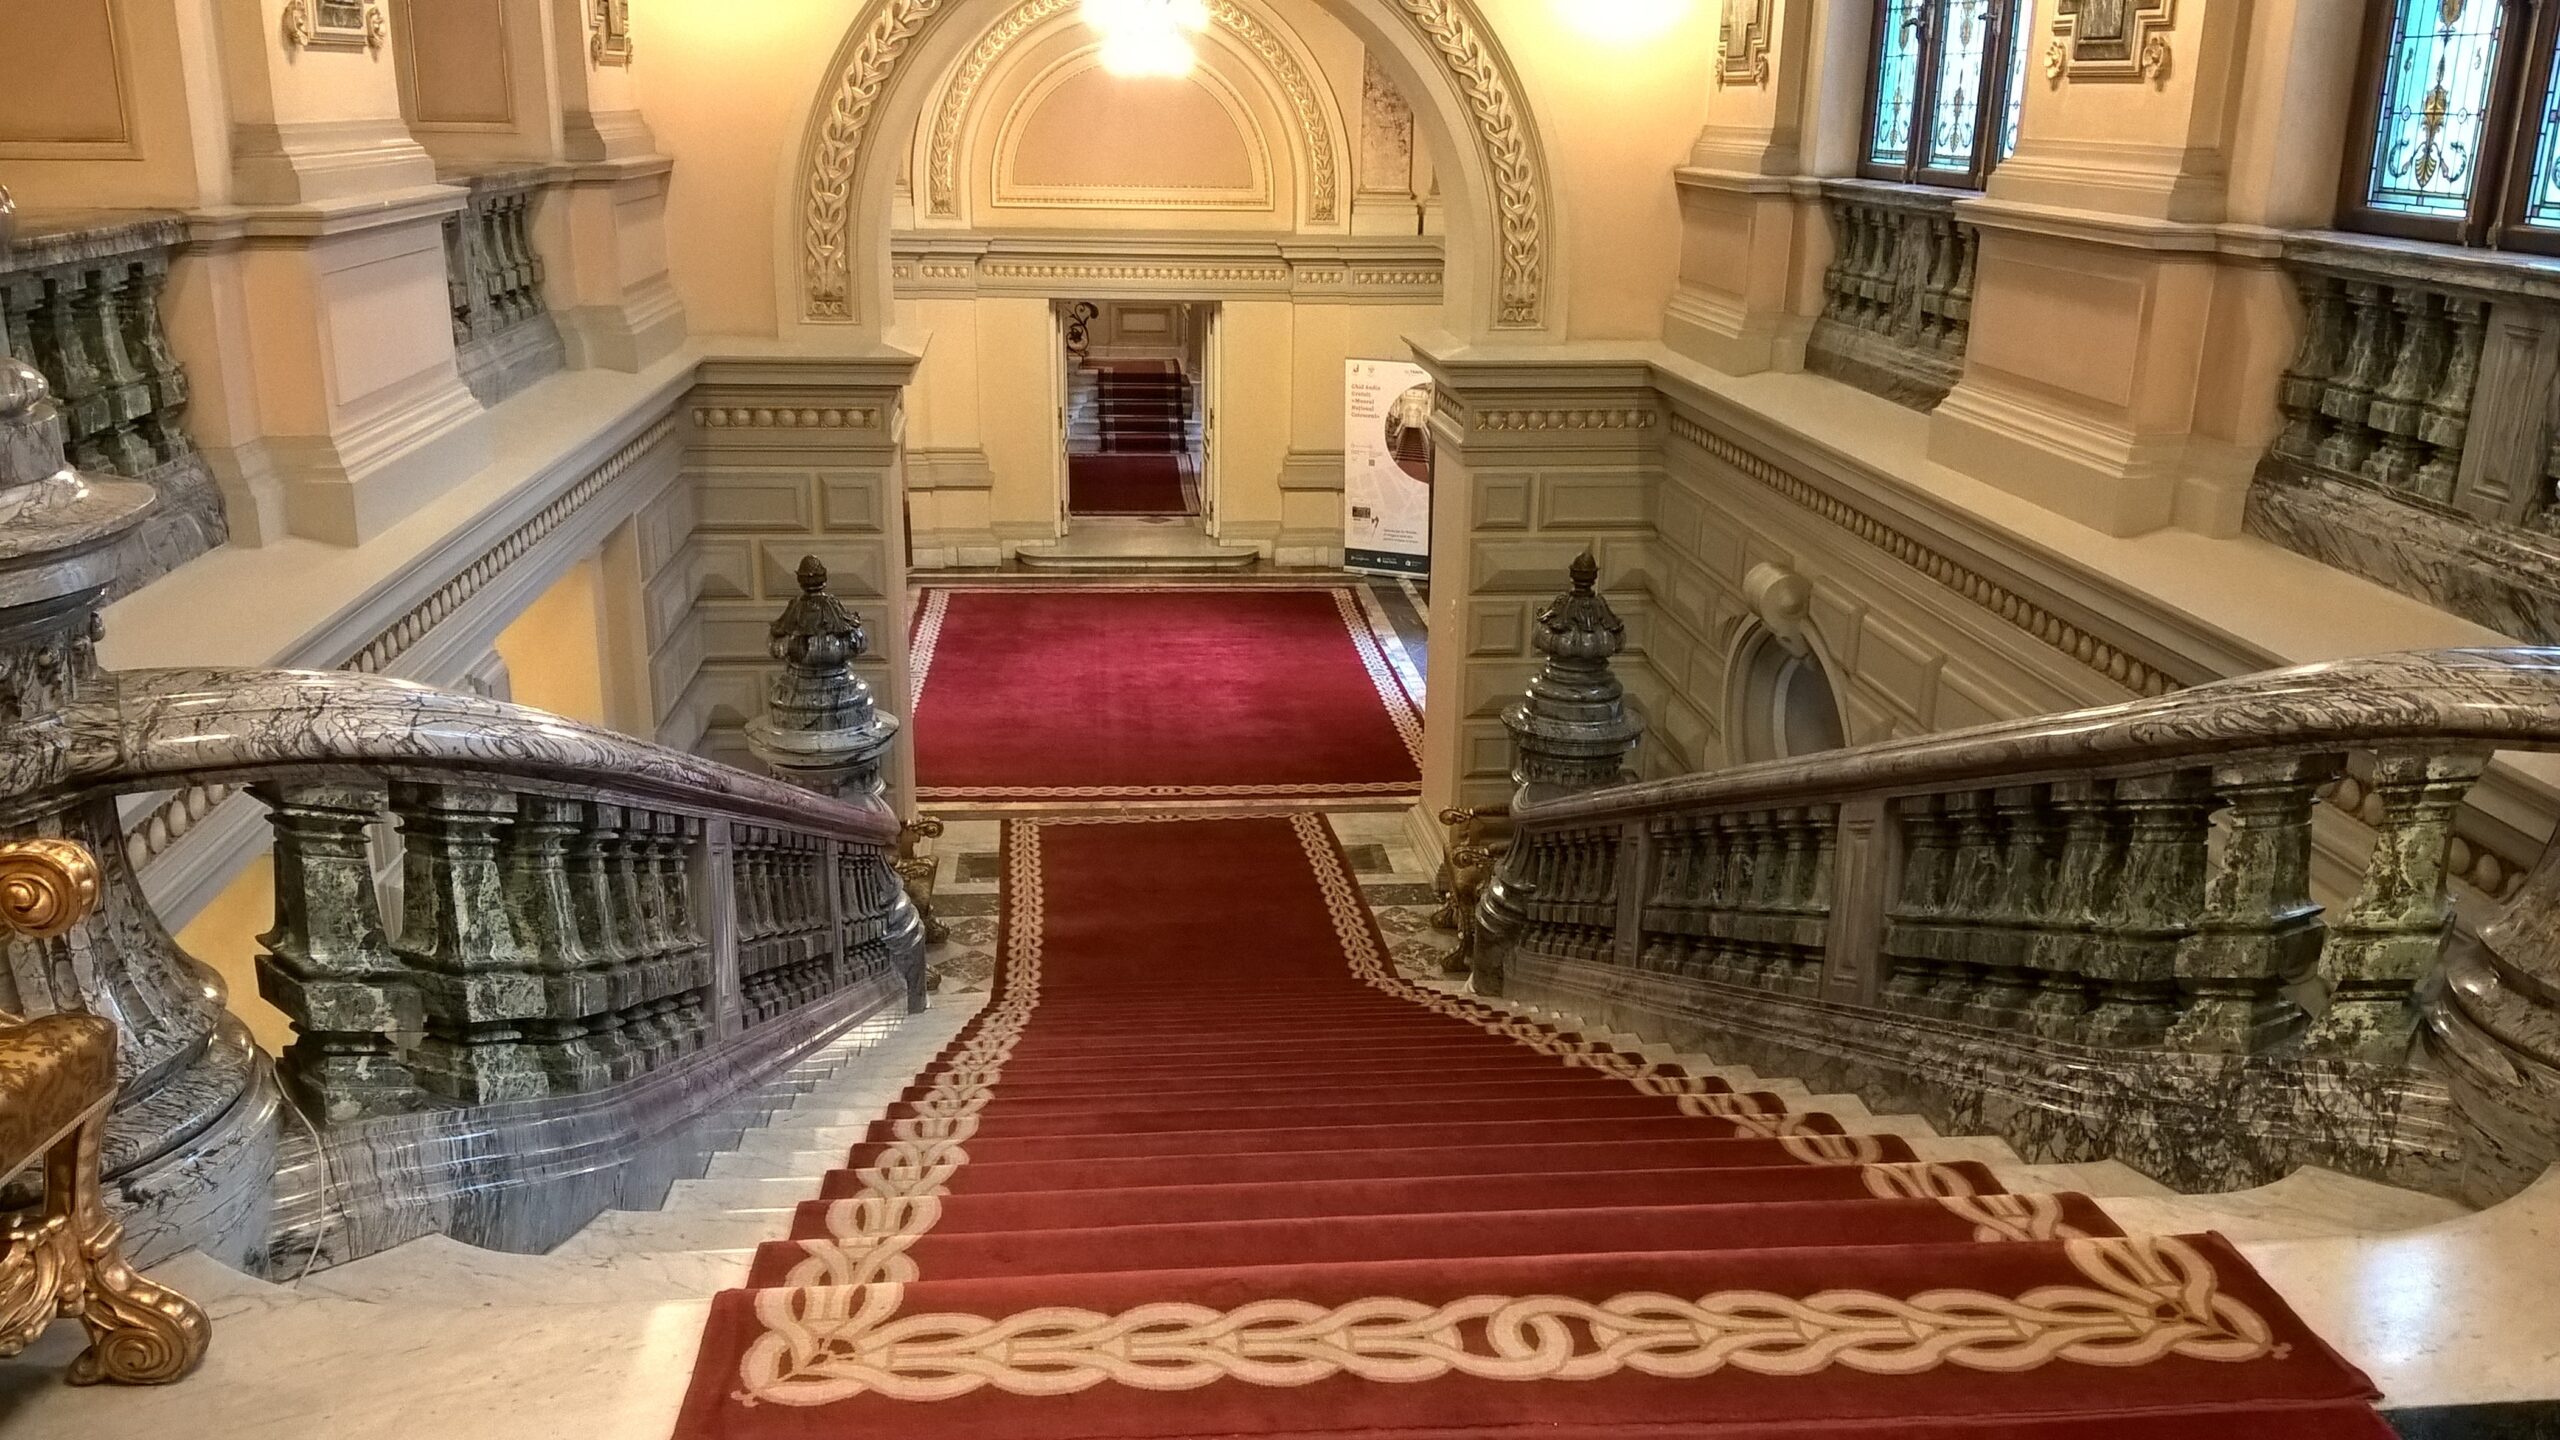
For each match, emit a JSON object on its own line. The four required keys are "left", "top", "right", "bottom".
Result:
{"left": 799, "top": 0, "right": 1550, "bottom": 327}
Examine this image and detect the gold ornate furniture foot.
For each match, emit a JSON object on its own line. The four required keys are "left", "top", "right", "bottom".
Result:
{"left": 896, "top": 818, "right": 948, "bottom": 947}
{"left": 0, "top": 838, "right": 211, "bottom": 1385}
{"left": 1435, "top": 809, "right": 1496, "bottom": 977}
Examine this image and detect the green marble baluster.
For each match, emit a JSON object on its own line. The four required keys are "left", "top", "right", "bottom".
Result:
{"left": 2308, "top": 750, "right": 2489, "bottom": 1063}
{"left": 118, "top": 255, "right": 193, "bottom": 463}
{"left": 2079, "top": 769, "right": 2213, "bottom": 1048}
{"left": 442, "top": 215, "right": 475, "bottom": 345}
{"left": 1922, "top": 790, "right": 2002, "bottom": 1021}
{"left": 2168, "top": 754, "right": 2341, "bottom": 1054}
{"left": 32, "top": 268, "right": 111, "bottom": 473}
{"left": 1882, "top": 795, "right": 1955, "bottom": 1011}
{"left": 1961, "top": 784, "right": 2058, "bottom": 1027}
{"left": 1945, "top": 225, "right": 1978, "bottom": 353}
{"left": 2412, "top": 295, "right": 2483, "bottom": 504}
{"left": 568, "top": 802, "right": 642, "bottom": 1081}
{"left": 2361, "top": 287, "right": 2444, "bottom": 495}
{"left": 72, "top": 262, "right": 155, "bottom": 476}
{"left": 610, "top": 810, "right": 673, "bottom": 1060}
{"left": 254, "top": 782, "right": 422, "bottom": 1122}
{"left": 661, "top": 815, "right": 712, "bottom": 1047}
{"left": 0, "top": 274, "right": 38, "bottom": 363}
{"left": 395, "top": 784, "right": 550, "bottom": 1104}
{"left": 2313, "top": 280, "right": 2394, "bottom": 477}
{"left": 2024, "top": 779, "right": 2124, "bottom": 1040}
{"left": 1798, "top": 805, "right": 1840, "bottom": 995}
{"left": 2273, "top": 271, "right": 2347, "bottom": 463}
{"left": 503, "top": 794, "right": 613, "bottom": 1094}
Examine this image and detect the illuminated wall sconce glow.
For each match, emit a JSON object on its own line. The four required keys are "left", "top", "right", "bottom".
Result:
{"left": 1085, "top": 0, "right": 1211, "bottom": 78}
{"left": 1557, "top": 0, "right": 1689, "bottom": 44}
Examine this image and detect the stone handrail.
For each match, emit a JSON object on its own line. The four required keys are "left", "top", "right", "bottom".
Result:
{"left": 9, "top": 667, "right": 898, "bottom": 845}
{"left": 1489, "top": 637, "right": 2560, "bottom": 1208}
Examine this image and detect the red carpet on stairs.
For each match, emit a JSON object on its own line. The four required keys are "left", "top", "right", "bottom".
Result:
{"left": 910, "top": 585, "right": 1423, "bottom": 811}
{"left": 675, "top": 814, "right": 2390, "bottom": 1440}
{"left": 1093, "top": 360, "right": 1190, "bottom": 454}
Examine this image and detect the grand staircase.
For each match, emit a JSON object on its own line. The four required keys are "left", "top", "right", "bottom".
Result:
{"left": 3, "top": 816, "right": 2503, "bottom": 1439}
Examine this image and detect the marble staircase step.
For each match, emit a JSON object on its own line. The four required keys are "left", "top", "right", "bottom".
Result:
{"left": 552, "top": 1208, "right": 804, "bottom": 1259}
{"left": 291, "top": 1234, "right": 755, "bottom": 1306}
{"left": 2098, "top": 1168, "right": 2470, "bottom": 1243}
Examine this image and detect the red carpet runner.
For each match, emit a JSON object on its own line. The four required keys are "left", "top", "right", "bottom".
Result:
{"left": 910, "top": 585, "right": 1423, "bottom": 811}
{"left": 677, "top": 815, "right": 2388, "bottom": 1439}
{"left": 1069, "top": 454, "right": 1195, "bottom": 517}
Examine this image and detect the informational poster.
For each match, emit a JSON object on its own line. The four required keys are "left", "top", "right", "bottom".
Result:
{"left": 1344, "top": 359, "right": 1435, "bottom": 577}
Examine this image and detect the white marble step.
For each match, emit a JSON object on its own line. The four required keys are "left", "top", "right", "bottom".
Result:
{"left": 552, "top": 1207, "right": 803, "bottom": 1260}
{"left": 291, "top": 1233, "right": 754, "bottom": 1306}
{"left": 2098, "top": 1166, "right": 2469, "bottom": 1243}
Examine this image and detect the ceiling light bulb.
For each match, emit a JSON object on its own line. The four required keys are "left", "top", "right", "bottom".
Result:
{"left": 1099, "top": 25, "right": 1197, "bottom": 77}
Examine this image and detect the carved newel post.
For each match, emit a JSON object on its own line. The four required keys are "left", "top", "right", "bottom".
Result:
{"left": 746, "top": 557, "right": 929, "bottom": 1012}
{"left": 747, "top": 557, "right": 900, "bottom": 803}
{"left": 0, "top": 359, "right": 276, "bottom": 1266}
{"left": 1470, "top": 553, "right": 1646, "bottom": 996}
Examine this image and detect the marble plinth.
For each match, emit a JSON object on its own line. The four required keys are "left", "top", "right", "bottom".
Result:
{"left": 263, "top": 971, "right": 905, "bottom": 1275}
{"left": 1509, "top": 949, "right": 2465, "bottom": 1198}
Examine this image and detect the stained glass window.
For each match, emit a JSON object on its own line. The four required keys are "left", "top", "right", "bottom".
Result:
{"left": 2527, "top": 36, "right": 2560, "bottom": 226}
{"left": 1868, "top": 0, "right": 1927, "bottom": 169}
{"left": 2342, "top": 0, "right": 2560, "bottom": 253}
{"left": 2366, "top": 0, "right": 2509, "bottom": 217}
{"left": 1861, "top": 0, "right": 2027, "bottom": 189}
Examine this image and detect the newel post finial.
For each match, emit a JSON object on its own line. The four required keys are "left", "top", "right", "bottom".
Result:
{"left": 746, "top": 556, "right": 901, "bottom": 806}
{"left": 1506, "top": 549, "right": 1645, "bottom": 806}
{"left": 1472, "top": 554, "right": 1647, "bottom": 998}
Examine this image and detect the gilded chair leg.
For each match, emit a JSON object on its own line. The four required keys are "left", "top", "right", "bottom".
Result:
{"left": 59, "top": 1116, "right": 208, "bottom": 1386}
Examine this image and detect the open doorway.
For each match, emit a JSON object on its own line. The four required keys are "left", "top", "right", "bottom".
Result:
{"left": 1059, "top": 300, "right": 1213, "bottom": 534}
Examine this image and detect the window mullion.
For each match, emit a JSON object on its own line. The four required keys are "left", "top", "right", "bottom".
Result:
{"left": 1906, "top": 0, "right": 1947, "bottom": 185}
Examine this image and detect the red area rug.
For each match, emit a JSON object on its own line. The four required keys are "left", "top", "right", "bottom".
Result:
{"left": 909, "top": 585, "right": 1422, "bottom": 811}
{"left": 1067, "top": 454, "right": 1193, "bottom": 516}
{"left": 674, "top": 815, "right": 2388, "bottom": 1440}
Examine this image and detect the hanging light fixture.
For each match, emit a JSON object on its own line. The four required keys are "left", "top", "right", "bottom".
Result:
{"left": 1084, "top": 0, "right": 1210, "bottom": 78}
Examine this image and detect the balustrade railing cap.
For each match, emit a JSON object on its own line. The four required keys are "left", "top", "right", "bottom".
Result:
{"left": 1517, "top": 647, "right": 2560, "bottom": 829}
{"left": 0, "top": 360, "right": 157, "bottom": 608}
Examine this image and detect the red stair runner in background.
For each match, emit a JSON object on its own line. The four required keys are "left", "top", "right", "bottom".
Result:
{"left": 1092, "top": 359, "right": 1188, "bottom": 454}
{"left": 1067, "top": 453, "right": 1193, "bottom": 516}
{"left": 909, "top": 584, "right": 1422, "bottom": 811}
{"left": 676, "top": 815, "right": 2390, "bottom": 1440}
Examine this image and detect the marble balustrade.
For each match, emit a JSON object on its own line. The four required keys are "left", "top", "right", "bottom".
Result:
{"left": 443, "top": 167, "right": 566, "bottom": 409}
{"left": 1491, "top": 648, "right": 2560, "bottom": 1207}
{"left": 0, "top": 211, "right": 227, "bottom": 590}
{"left": 2248, "top": 234, "right": 2560, "bottom": 645}
{"left": 1804, "top": 181, "right": 1977, "bottom": 411}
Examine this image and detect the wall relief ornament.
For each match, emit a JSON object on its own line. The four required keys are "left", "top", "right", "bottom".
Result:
{"left": 923, "top": 0, "right": 1339, "bottom": 224}
{"left": 281, "top": 0, "right": 386, "bottom": 54}
{"left": 1716, "top": 0, "right": 1772, "bottom": 88}
{"left": 800, "top": 0, "right": 1547, "bottom": 327}
{"left": 2047, "top": 0, "right": 2172, "bottom": 87}
{"left": 590, "top": 0, "right": 634, "bottom": 66}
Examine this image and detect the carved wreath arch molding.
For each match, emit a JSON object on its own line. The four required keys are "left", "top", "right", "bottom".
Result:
{"left": 797, "top": 0, "right": 1553, "bottom": 330}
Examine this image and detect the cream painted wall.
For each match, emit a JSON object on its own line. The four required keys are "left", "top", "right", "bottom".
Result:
{"left": 493, "top": 553, "right": 614, "bottom": 727}
{"left": 174, "top": 854, "right": 294, "bottom": 1056}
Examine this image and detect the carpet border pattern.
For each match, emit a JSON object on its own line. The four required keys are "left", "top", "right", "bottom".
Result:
{"left": 721, "top": 813, "right": 2295, "bottom": 1414}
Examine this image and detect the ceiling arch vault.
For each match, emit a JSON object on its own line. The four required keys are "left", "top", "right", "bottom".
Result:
{"left": 924, "top": 0, "right": 1340, "bottom": 226}
{"left": 793, "top": 0, "right": 1553, "bottom": 337}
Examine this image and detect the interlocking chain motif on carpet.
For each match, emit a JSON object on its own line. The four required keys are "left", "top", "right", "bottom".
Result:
{"left": 731, "top": 813, "right": 2280, "bottom": 1409}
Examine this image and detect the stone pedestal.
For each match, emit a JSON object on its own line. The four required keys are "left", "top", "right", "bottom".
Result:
{"left": 0, "top": 359, "right": 278, "bottom": 1266}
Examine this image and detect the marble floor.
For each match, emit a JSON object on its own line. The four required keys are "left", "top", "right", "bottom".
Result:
{"left": 6, "top": 811, "right": 2556, "bottom": 1437}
